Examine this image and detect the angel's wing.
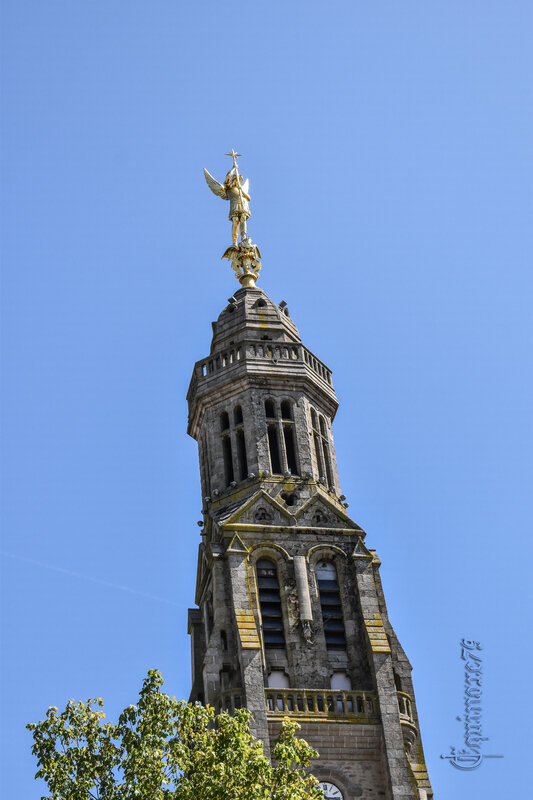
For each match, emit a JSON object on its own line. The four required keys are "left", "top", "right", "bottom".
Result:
{"left": 203, "top": 168, "right": 227, "bottom": 199}
{"left": 241, "top": 178, "right": 250, "bottom": 197}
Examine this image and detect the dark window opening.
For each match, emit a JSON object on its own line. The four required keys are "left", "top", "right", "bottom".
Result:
{"left": 256, "top": 298, "right": 267, "bottom": 307}
{"left": 311, "top": 411, "right": 334, "bottom": 487}
{"left": 234, "top": 405, "right": 243, "bottom": 425}
{"left": 267, "top": 425, "right": 282, "bottom": 474}
{"left": 280, "top": 400, "right": 292, "bottom": 420}
{"left": 323, "top": 441, "right": 333, "bottom": 486}
{"left": 236, "top": 428, "right": 248, "bottom": 481}
{"left": 316, "top": 561, "right": 346, "bottom": 650}
{"left": 281, "top": 491, "right": 298, "bottom": 506}
{"left": 220, "top": 667, "right": 231, "bottom": 690}
{"left": 256, "top": 559, "right": 285, "bottom": 648}
{"left": 283, "top": 425, "right": 299, "bottom": 475}
{"left": 221, "top": 630, "right": 228, "bottom": 651}
{"left": 220, "top": 411, "right": 230, "bottom": 431}
{"left": 222, "top": 435, "right": 234, "bottom": 486}
{"left": 313, "top": 432, "right": 324, "bottom": 477}
{"left": 265, "top": 399, "right": 275, "bottom": 418}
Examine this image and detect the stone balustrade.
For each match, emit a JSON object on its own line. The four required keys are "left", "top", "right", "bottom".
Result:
{"left": 215, "top": 688, "right": 244, "bottom": 714}
{"left": 396, "top": 691, "right": 414, "bottom": 723}
{"left": 214, "top": 688, "right": 378, "bottom": 722}
{"left": 216, "top": 689, "right": 415, "bottom": 728}
{"left": 396, "top": 691, "right": 417, "bottom": 753}
{"left": 195, "top": 340, "right": 333, "bottom": 387}
{"left": 265, "top": 688, "right": 377, "bottom": 721}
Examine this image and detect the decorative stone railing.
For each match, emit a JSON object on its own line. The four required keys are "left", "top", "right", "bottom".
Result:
{"left": 215, "top": 688, "right": 244, "bottom": 714}
{"left": 265, "top": 688, "right": 377, "bottom": 721}
{"left": 396, "top": 691, "right": 417, "bottom": 753}
{"left": 194, "top": 340, "right": 333, "bottom": 388}
{"left": 396, "top": 691, "right": 414, "bottom": 723}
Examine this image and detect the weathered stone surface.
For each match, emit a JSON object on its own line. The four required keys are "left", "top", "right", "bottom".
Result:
{"left": 186, "top": 287, "right": 432, "bottom": 800}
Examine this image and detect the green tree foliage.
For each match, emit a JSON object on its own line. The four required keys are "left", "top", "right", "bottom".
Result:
{"left": 28, "top": 669, "right": 323, "bottom": 800}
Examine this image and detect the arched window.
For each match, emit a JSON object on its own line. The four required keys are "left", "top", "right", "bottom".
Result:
{"left": 265, "top": 399, "right": 276, "bottom": 418}
{"left": 316, "top": 561, "right": 346, "bottom": 650}
{"left": 311, "top": 407, "right": 325, "bottom": 478}
{"left": 280, "top": 400, "right": 292, "bottom": 420}
{"left": 311, "top": 409, "right": 334, "bottom": 487}
{"left": 233, "top": 405, "right": 248, "bottom": 481}
{"left": 256, "top": 559, "right": 285, "bottom": 648}
{"left": 319, "top": 416, "right": 334, "bottom": 487}
{"left": 283, "top": 424, "right": 298, "bottom": 475}
{"left": 219, "top": 405, "right": 249, "bottom": 486}
{"left": 267, "top": 425, "right": 282, "bottom": 474}
{"left": 236, "top": 428, "right": 248, "bottom": 481}
{"left": 220, "top": 413, "right": 234, "bottom": 486}
{"left": 265, "top": 398, "right": 299, "bottom": 476}
{"left": 220, "top": 411, "right": 230, "bottom": 431}
{"left": 280, "top": 399, "right": 298, "bottom": 475}
{"left": 265, "top": 400, "right": 282, "bottom": 474}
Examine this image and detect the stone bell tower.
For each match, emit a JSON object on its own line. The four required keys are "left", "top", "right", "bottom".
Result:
{"left": 186, "top": 154, "right": 433, "bottom": 800}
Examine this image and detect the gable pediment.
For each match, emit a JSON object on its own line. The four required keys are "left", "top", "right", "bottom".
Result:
{"left": 217, "top": 490, "right": 292, "bottom": 528}
{"left": 296, "top": 495, "right": 362, "bottom": 531}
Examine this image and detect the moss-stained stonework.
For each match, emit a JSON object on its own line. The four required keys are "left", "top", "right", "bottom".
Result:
{"left": 235, "top": 609, "right": 261, "bottom": 649}
{"left": 186, "top": 286, "right": 433, "bottom": 800}
{"left": 364, "top": 613, "right": 392, "bottom": 654}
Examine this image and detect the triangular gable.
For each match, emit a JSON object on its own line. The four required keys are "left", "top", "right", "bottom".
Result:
{"left": 218, "top": 490, "right": 292, "bottom": 527}
{"left": 227, "top": 533, "right": 249, "bottom": 553}
{"left": 296, "top": 493, "right": 362, "bottom": 531}
{"left": 353, "top": 536, "right": 372, "bottom": 559}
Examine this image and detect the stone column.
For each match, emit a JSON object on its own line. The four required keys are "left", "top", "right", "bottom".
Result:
{"left": 352, "top": 550, "right": 416, "bottom": 800}
{"left": 226, "top": 543, "right": 271, "bottom": 758}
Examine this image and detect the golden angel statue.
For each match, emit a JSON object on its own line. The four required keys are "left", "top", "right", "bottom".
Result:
{"left": 203, "top": 150, "right": 262, "bottom": 287}
{"left": 203, "top": 151, "right": 251, "bottom": 246}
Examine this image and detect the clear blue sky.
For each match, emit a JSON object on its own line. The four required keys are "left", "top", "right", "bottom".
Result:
{"left": 1, "top": 1, "right": 531, "bottom": 796}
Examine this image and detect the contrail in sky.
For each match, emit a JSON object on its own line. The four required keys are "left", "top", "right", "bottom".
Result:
{"left": 1, "top": 551, "right": 179, "bottom": 607}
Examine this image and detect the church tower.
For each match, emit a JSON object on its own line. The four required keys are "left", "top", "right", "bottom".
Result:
{"left": 187, "top": 154, "right": 433, "bottom": 800}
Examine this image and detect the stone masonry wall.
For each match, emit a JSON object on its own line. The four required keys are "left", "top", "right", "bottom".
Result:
{"left": 268, "top": 719, "right": 388, "bottom": 800}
